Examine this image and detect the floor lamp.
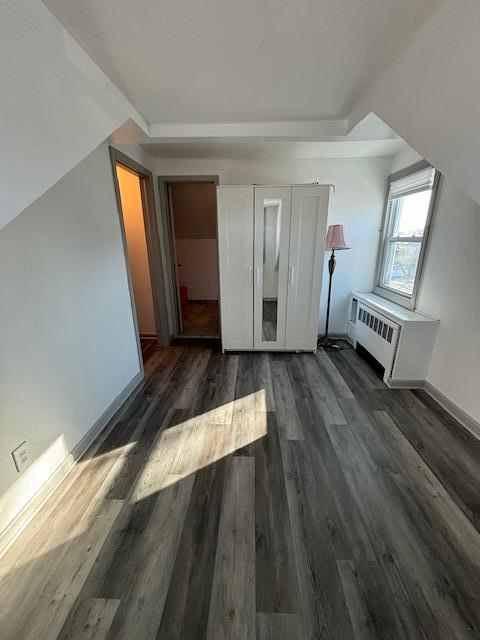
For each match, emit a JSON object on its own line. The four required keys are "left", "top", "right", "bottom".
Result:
{"left": 318, "top": 224, "right": 350, "bottom": 349}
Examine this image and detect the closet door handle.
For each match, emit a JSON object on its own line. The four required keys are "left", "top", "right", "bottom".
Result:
{"left": 248, "top": 265, "right": 253, "bottom": 286}
{"left": 289, "top": 265, "right": 295, "bottom": 286}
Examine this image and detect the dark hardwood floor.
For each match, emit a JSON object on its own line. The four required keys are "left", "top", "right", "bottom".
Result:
{"left": 140, "top": 336, "right": 158, "bottom": 363}
{"left": 0, "top": 342, "right": 479, "bottom": 639}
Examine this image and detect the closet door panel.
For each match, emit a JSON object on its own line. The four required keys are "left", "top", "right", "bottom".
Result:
{"left": 217, "top": 187, "right": 254, "bottom": 349}
{"left": 253, "top": 187, "right": 292, "bottom": 350}
{"left": 286, "top": 186, "right": 330, "bottom": 350}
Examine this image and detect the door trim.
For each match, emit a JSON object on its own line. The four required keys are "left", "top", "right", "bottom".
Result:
{"left": 109, "top": 148, "right": 170, "bottom": 356}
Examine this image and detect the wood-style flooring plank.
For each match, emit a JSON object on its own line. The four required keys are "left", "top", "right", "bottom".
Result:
{"left": 280, "top": 437, "right": 353, "bottom": 639}
{"left": 325, "top": 411, "right": 479, "bottom": 640}
{"left": 156, "top": 460, "right": 227, "bottom": 639}
{"left": 193, "top": 351, "right": 239, "bottom": 423}
{"left": 206, "top": 457, "right": 255, "bottom": 640}
{"left": 315, "top": 349, "right": 355, "bottom": 399}
{"left": 255, "top": 412, "right": 298, "bottom": 614}
{"left": 296, "top": 397, "right": 375, "bottom": 561}
{"left": 56, "top": 598, "right": 120, "bottom": 640}
{"left": 173, "top": 347, "right": 212, "bottom": 409}
{"left": 104, "top": 476, "right": 196, "bottom": 639}
{"left": 382, "top": 390, "right": 480, "bottom": 532}
{"left": 369, "top": 411, "right": 480, "bottom": 602}
{"left": 0, "top": 499, "right": 123, "bottom": 640}
{"left": 233, "top": 353, "right": 275, "bottom": 456}
{"left": 269, "top": 358, "right": 304, "bottom": 440}
{"left": 90, "top": 409, "right": 206, "bottom": 638}
{"left": 1, "top": 343, "right": 480, "bottom": 640}
{"left": 300, "top": 354, "right": 347, "bottom": 425}
{"left": 256, "top": 612, "right": 303, "bottom": 640}
{"left": 342, "top": 346, "right": 386, "bottom": 390}
{"left": 337, "top": 560, "right": 409, "bottom": 640}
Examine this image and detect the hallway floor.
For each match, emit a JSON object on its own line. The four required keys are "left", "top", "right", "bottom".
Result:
{"left": 181, "top": 300, "right": 220, "bottom": 337}
{"left": 0, "top": 343, "right": 479, "bottom": 639}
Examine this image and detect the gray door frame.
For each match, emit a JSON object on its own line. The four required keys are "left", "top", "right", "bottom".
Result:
{"left": 157, "top": 175, "right": 220, "bottom": 339}
{"left": 109, "top": 148, "right": 171, "bottom": 357}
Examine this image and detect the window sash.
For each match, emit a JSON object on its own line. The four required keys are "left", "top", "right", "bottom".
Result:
{"left": 386, "top": 236, "right": 423, "bottom": 244}
{"left": 374, "top": 161, "right": 440, "bottom": 309}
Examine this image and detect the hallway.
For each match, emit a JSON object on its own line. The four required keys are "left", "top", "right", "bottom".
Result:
{"left": 0, "top": 343, "right": 479, "bottom": 639}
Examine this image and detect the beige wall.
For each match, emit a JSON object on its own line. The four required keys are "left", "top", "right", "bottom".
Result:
{"left": 116, "top": 165, "right": 156, "bottom": 336}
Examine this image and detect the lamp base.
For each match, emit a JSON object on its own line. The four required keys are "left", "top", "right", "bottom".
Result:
{"left": 317, "top": 336, "right": 343, "bottom": 350}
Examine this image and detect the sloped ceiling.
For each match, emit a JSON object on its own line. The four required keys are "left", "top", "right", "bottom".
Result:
{"left": 349, "top": 0, "right": 480, "bottom": 206}
{"left": 0, "top": 0, "right": 146, "bottom": 230}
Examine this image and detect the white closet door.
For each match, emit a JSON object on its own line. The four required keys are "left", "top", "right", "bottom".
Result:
{"left": 253, "top": 187, "right": 292, "bottom": 350}
{"left": 217, "top": 187, "right": 254, "bottom": 350}
{"left": 286, "top": 186, "right": 330, "bottom": 350}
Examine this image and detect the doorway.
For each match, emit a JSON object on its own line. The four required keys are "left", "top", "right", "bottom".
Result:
{"left": 110, "top": 149, "right": 170, "bottom": 366}
{"left": 160, "top": 177, "right": 221, "bottom": 339}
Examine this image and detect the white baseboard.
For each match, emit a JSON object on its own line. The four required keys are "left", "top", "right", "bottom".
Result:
{"left": 386, "top": 378, "right": 426, "bottom": 389}
{"left": 424, "top": 382, "right": 480, "bottom": 443}
{"left": 0, "top": 371, "right": 144, "bottom": 559}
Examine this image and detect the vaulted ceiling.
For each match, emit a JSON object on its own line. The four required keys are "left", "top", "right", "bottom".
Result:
{"left": 5, "top": 0, "right": 480, "bottom": 232}
{"left": 42, "top": 0, "right": 441, "bottom": 125}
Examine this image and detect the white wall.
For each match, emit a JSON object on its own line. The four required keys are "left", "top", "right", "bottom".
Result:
{"left": 0, "top": 143, "right": 140, "bottom": 535}
{"left": 153, "top": 156, "right": 391, "bottom": 334}
{"left": 349, "top": 0, "right": 480, "bottom": 207}
{"left": 391, "top": 146, "right": 480, "bottom": 425}
{"left": 0, "top": 0, "right": 146, "bottom": 230}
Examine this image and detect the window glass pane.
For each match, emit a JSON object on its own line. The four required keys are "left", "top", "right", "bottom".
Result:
{"left": 392, "top": 190, "right": 432, "bottom": 238}
{"left": 380, "top": 175, "right": 435, "bottom": 299}
{"left": 382, "top": 241, "right": 422, "bottom": 294}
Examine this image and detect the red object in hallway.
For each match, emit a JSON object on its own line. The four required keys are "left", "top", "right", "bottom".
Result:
{"left": 180, "top": 286, "right": 188, "bottom": 310}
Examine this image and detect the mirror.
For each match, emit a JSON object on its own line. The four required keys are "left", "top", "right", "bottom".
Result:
{"left": 262, "top": 198, "right": 281, "bottom": 341}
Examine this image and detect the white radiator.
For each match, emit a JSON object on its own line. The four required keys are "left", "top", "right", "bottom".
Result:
{"left": 349, "top": 292, "right": 439, "bottom": 388}
{"left": 355, "top": 303, "right": 400, "bottom": 378}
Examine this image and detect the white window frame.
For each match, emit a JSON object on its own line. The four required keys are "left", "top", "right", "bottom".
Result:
{"left": 374, "top": 160, "right": 441, "bottom": 310}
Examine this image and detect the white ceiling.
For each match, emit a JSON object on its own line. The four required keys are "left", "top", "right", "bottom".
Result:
{"left": 142, "top": 139, "right": 406, "bottom": 160}
{"left": 42, "top": 0, "right": 441, "bottom": 125}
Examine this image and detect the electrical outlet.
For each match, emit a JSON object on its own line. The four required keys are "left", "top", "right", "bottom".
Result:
{"left": 11, "top": 441, "right": 30, "bottom": 473}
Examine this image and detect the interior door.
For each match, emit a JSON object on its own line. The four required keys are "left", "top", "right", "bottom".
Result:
{"left": 253, "top": 187, "right": 292, "bottom": 350}
{"left": 286, "top": 185, "right": 330, "bottom": 350}
{"left": 217, "top": 187, "right": 254, "bottom": 349}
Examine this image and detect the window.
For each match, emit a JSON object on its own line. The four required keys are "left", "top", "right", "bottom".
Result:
{"left": 374, "top": 161, "right": 440, "bottom": 309}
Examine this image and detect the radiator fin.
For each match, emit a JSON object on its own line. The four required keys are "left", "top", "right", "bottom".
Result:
{"left": 358, "top": 307, "right": 394, "bottom": 343}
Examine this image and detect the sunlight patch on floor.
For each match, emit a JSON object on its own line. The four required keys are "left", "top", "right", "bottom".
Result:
{"left": 132, "top": 390, "right": 268, "bottom": 499}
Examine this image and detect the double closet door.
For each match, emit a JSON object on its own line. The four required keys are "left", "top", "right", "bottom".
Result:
{"left": 217, "top": 184, "right": 330, "bottom": 351}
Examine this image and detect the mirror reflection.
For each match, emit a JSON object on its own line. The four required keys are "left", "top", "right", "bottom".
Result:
{"left": 262, "top": 198, "right": 281, "bottom": 341}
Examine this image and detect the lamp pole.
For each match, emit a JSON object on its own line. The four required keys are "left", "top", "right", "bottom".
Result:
{"left": 324, "top": 249, "right": 336, "bottom": 340}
